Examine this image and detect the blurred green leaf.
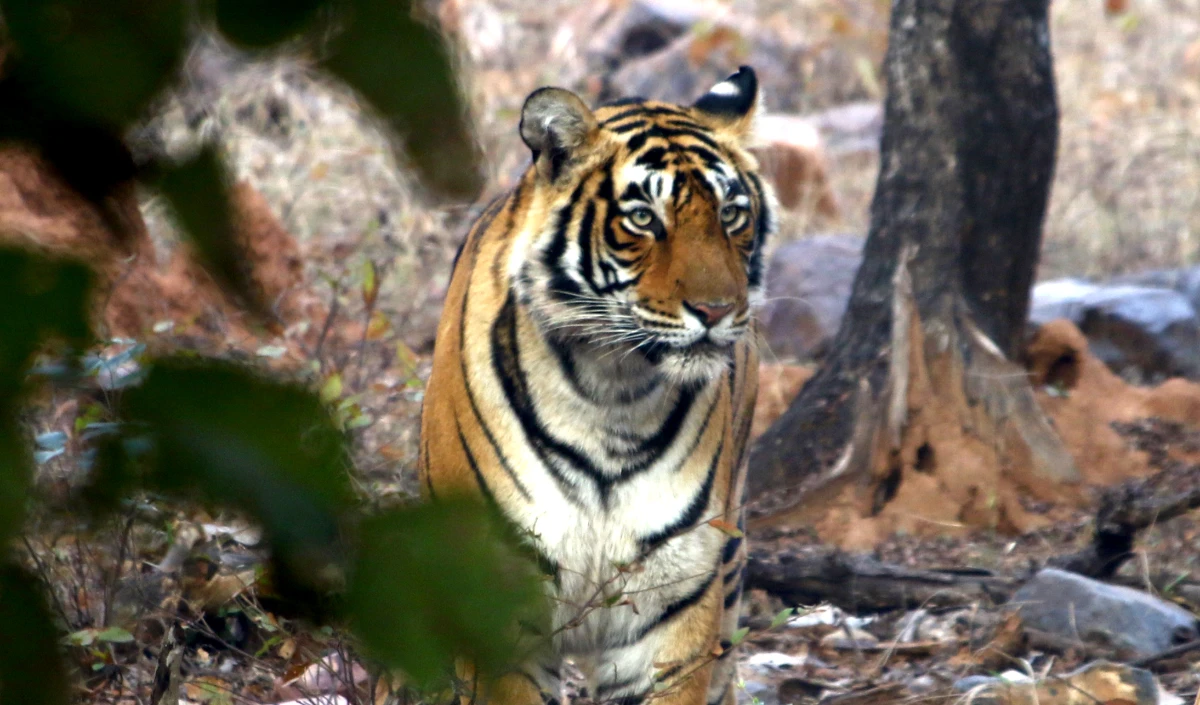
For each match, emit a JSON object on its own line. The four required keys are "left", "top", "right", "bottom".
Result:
{"left": 0, "top": 248, "right": 91, "bottom": 542}
{"left": 0, "top": 248, "right": 93, "bottom": 398}
{"left": 0, "top": 418, "right": 31, "bottom": 552}
{"left": 215, "top": 0, "right": 325, "bottom": 47}
{"left": 347, "top": 500, "right": 548, "bottom": 685}
{"left": 0, "top": 564, "right": 70, "bottom": 705}
{"left": 154, "top": 149, "right": 271, "bottom": 321}
{"left": 95, "top": 626, "right": 135, "bottom": 643}
{"left": 729, "top": 626, "right": 750, "bottom": 646}
{"left": 1, "top": 0, "right": 186, "bottom": 129}
{"left": 118, "top": 357, "right": 352, "bottom": 584}
{"left": 323, "top": 0, "right": 482, "bottom": 200}
{"left": 768, "top": 607, "right": 796, "bottom": 630}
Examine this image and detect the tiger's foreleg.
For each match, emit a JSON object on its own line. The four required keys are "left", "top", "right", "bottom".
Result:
{"left": 586, "top": 574, "right": 726, "bottom": 705}
{"left": 455, "top": 657, "right": 562, "bottom": 705}
{"left": 707, "top": 531, "right": 746, "bottom": 705}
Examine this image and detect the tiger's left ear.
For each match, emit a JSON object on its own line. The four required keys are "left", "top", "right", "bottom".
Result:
{"left": 692, "top": 66, "right": 759, "bottom": 139}
{"left": 520, "top": 87, "right": 599, "bottom": 183}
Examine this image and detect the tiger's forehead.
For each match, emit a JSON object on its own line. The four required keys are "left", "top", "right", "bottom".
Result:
{"left": 594, "top": 100, "right": 747, "bottom": 205}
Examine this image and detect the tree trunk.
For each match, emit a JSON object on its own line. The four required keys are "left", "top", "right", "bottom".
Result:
{"left": 748, "top": 0, "right": 1076, "bottom": 547}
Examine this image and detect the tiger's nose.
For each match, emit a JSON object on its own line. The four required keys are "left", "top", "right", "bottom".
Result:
{"left": 684, "top": 300, "right": 735, "bottom": 327}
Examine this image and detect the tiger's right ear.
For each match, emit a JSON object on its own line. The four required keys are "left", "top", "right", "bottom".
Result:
{"left": 520, "top": 87, "right": 598, "bottom": 183}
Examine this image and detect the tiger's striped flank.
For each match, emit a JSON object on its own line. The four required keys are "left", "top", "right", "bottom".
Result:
{"left": 420, "top": 66, "right": 777, "bottom": 705}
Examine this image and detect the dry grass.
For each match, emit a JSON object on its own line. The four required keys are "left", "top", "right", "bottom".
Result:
{"left": 1044, "top": 0, "right": 1200, "bottom": 279}
{"left": 137, "top": 1, "right": 1200, "bottom": 305}
{"left": 444, "top": 0, "right": 1200, "bottom": 280}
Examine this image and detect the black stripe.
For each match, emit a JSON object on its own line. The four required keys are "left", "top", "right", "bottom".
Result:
{"left": 660, "top": 121, "right": 706, "bottom": 135}
{"left": 655, "top": 663, "right": 683, "bottom": 683}
{"left": 610, "top": 370, "right": 662, "bottom": 405}
{"left": 600, "top": 105, "right": 688, "bottom": 125}
{"left": 623, "top": 384, "right": 698, "bottom": 458}
{"left": 641, "top": 125, "right": 723, "bottom": 151}
{"left": 578, "top": 199, "right": 598, "bottom": 289}
{"left": 723, "top": 561, "right": 744, "bottom": 588}
{"left": 682, "top": 145, "right": 725, "bottom": 170}
{"left": 491, "top": 295, "right": 595, "bottom": 503}
{"left": 620, "top": 181, "right": 650, "bottom": 202}
{"left": 625, "top": 130, "right": 650, "bottom": 152}
{"left": 602, "top": 213, "right": 636, "bottom": 253}
{"left": 670, "top": 389, "right": 719, "bottom": 472}
{"left": 492, "top": 295, "right": 698, "bottom": 504}
{"left": 530, "top": 547, "right": 561, "bottom": 587}
{"left": 458, "top": 276, "right": 533, "bottom": 501}
{"left": 421, "top": 435, "right": 437, "bottom": 498}
{"left": 547, "top": 337, "right": 587, "bottom": 400}
{"left": 547, "top": 333, "right": 658, "bottom": 406}
{"left": 639, "top": 438, "right": 722, "bottom": 552}
{"left": 635, "top": 146, "right": 669, "bottom": 169}
{"left": 723, "top": 582, "right": 742, "bottom": 608}
{"left": 594, "top": 673, "right": 642, "bottom": 699}
{"left": 610, "top": 120, "right": 649, "bottom": 135}
{"left": 456, "top": 413, "right": 497, "bottom": 507}
{"left": 720, "top": 534, "right": 742, "bottom": 563}
{"left": 629, "top": 571, "right": 717, "bottom": 644}
{"left": 544, "top": 180, "right": 591, "bottom": 302}
{"left": 746, "top": 172, "right": 771, "bottom": 288}
{"left": 506, "top": 177, "right": 529, "bottom": 232}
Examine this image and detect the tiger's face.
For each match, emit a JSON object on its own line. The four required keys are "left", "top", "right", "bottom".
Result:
{"left": 513, "top": 67, "right": 777, "bottom": 385}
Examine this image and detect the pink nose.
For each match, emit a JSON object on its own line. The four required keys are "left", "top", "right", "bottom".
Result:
{"left": 685, "top": 301, "right": 735, "bottom": 327}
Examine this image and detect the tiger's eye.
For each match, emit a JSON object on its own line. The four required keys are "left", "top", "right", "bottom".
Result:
{"left": 720, "top": 205, "right": 741, "bottom": 225}
{"left": 629, "top": 208, "right": 655, "bottom": 228}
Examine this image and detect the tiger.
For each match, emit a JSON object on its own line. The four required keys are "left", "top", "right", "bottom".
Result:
{"left": 419, "top": 66, "right": 777, "bottom": 705}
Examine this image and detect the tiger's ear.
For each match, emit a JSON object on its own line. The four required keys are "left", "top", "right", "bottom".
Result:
{"left": 692, "top": 66, "right": 759, "bottom": 139}
{"left": 520, "top": 87, "right": 598, "bottom": 183}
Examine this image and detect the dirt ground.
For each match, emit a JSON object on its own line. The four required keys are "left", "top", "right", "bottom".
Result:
{"left": 5, "top": 0, "right": 1200, "bottom": 702}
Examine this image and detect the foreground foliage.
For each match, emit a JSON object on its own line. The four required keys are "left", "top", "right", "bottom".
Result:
{"left": 0, "top": 0, "right": 541, "bottom": 697}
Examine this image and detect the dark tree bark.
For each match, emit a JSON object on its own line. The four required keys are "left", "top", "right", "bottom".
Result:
{"left": 748, "top": 0, "right": 1075, "bottom": 535}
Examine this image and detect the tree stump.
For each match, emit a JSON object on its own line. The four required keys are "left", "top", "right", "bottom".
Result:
{"left": 748, "top": 0, "right": 1077, "bottom": 547}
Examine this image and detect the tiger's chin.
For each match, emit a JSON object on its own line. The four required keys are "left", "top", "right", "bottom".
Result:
{"left": 657, "top": 341, "right": 735, "bottom": 385}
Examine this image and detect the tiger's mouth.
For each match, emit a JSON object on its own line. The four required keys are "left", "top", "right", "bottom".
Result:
{"left": 655, "top": 339, "right": 735, "bottom": 383}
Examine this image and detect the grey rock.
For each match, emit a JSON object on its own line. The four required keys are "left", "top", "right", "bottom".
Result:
{"left": 908, "top": 675, "right": 939, "bottom": 695}
{"left": 600, "top": 17, "right": 809, "bottom": 112}
{"left": 1030, "top": 280, "right": 1200, "bottom": 380}
{"left": 585, "top": 0, "right": 719, "bottom": 69}
{"left": 761, "top": 235, "right": 864, "bottom": 361}
{"left": 1112, "top": 265, "right": 1200, "bottom": 314}
{"left": 808, "top": 101, "right": 883, "bottom": 155}
{"left": 954, "top": 675, "right": 999, "bottom": 693}
{"left": 1011, "top": 568, "right": 1199, "bottom": 659}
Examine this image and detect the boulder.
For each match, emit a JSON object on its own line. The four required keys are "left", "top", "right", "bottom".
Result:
{"left": 760, "top": 235, "right": 864, "bottom": 361}
{"left": 1113, "top": 265, "right": 1200, "bottom": 314}
{"left": 951, "top": 661, "right": 1174, "bottom": 705}
{"left": 807, "top": 101, "right": 883, "bottom": 155}
{"left": 1011, "top": 568, "right": 1198, "bottom": 659}
{"left": 598, "top": 15, "right": 809, "bottom": 112}
{"left": 585, "top": 0, "right": 727, "bottom": 69}
{"left": 1030, "top": 280, "right": 1200, "bottom": 381}
{"left": 752, "top": 114, "right": 840, "bottom": 221}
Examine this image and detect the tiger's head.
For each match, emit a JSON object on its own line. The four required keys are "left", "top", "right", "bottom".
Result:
{"left": 512, "top": 67, "right": 777, "bottom": 385}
